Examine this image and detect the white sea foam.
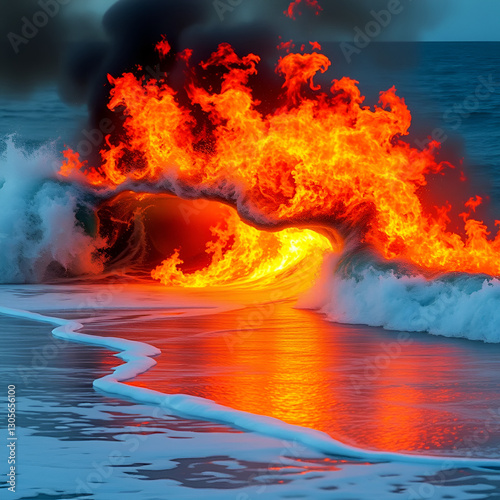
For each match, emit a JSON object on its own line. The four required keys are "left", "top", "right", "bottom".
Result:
{"left": 1, "top": 304, "right": 500, "bottom": 467}
{"left": 0, "top": 138, "right": 104, "bottom": 283}
{"left": 298, "top": 253, "right": 500, "bottom": 343}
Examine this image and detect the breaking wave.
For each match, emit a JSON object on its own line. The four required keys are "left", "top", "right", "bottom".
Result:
{"left": 0, "top": 138, "right": 104, "bottom": 283}
{"left": 299, "top": 250, "right": 500, "bottom": 343}
{"left": 2, "top": 138, "right": 500, "bottom": 345}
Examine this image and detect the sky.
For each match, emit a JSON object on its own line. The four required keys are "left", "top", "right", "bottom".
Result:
{"left": 422, "top": 0, "right": 500, "bottom": 41}
{"left": 80, "top": 0, "right": 500, "bottom": 42}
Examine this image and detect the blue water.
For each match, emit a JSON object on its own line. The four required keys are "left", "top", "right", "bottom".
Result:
{"left": 2, "top": 290, "right": 500, "bottom": 500}
{"left": 0, "top": 87, "right": 87, "bottom": 152}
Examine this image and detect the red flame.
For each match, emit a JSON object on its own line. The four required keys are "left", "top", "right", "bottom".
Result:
{"left": 155, "top": 35, "right": 171, "bottom": 59}
{"left": 285, "top": 0, "right": 323, "bottom": 20}
{"left": 278, "top": 40, "right": 295, "bottom": 52}
{"left": 59, "top": 40, "right": 500, "bottom": 281}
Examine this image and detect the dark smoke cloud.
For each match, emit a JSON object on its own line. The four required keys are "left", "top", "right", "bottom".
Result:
{"left": 228, "top": 0, "right": 450, "bottom": 42}
{"left": 95, "top": 1, "right": 449, "bottom": 121}
{"left": 0, "top": 0, "right": 103, "bottom": 98}
{"left": 0, "top": 0, "right": 451, "bottom": 129}
{"left": 84, "top": 0, "right": 214, "bottom": 122}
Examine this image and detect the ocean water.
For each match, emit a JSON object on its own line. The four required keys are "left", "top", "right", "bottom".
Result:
{"left": 2, "top": 286, "right": 500, "bottom": 500}
{"left": 1, "top": 42, "right": 500, "bottom": 499}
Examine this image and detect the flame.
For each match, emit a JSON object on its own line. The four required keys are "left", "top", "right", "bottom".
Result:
{"left": 285, "top": 0, "right": 323, "bottom": 20}
{"left": 151, "top": 207, "right": 333, "bottom": 288}
{"left": 155, "top": 35, "right": 171, "bottom": 59}
{"left": 94, "top": 192, "right": 334, "bottom": 289}
{"left": 60, "top": 40, "right": 500, "bottom": 280}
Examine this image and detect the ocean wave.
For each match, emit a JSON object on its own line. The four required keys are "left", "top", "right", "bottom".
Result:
{"left": 298, "top": 250, "right": 500, "bottom": 343}
{"left": 0, "top": 138, "right": 104, "bottom": 283}
{"left": 3, "top": 137, "right": 500, "bottom": 345}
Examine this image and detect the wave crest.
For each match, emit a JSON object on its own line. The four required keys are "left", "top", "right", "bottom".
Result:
{"left": 299, "top": 250, "right": 500, "bottom": 343}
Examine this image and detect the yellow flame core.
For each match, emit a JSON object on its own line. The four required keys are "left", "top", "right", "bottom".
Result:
{"left": 151, "top": 210, "right": 334, "bottom": 288}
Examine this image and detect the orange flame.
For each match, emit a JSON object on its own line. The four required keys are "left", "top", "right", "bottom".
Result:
{"left": 59, "top": 41, "right": 500, "bottom": 280}
{"left": 151, "top": 208, "right": 333, "bottom": 288}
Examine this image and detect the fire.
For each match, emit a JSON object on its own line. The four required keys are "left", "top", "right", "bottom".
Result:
{"left": 59, "top": 39, "right": 500, "bottom": 281}
{"left": 285, "top": 0, "right": 323, "bottom": 20}
{"left": 94, "top": 192, "right": 334, "bottom": 289}
{"left": 151, "top": 207, "right": 333, "bottom": 288}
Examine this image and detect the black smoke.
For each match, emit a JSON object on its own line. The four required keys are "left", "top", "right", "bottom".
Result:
{"left": 0, "top": 0, "right": 102, "bottom": 97}
{"left": 0, "top": 0, "right": 451, "bottom": 147}
{"left": 1, "top": 0, "right": 451, "bottom": 96}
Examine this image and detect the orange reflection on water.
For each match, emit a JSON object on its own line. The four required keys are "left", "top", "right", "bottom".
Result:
{"left": 366, "top": 350, "right": 465, "bottom": 453}
{"left": 198, "top": 302, "right": 335, "bottom": 431}
{"left": 90, "top": 289, "right": 499, "bottom": 456}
